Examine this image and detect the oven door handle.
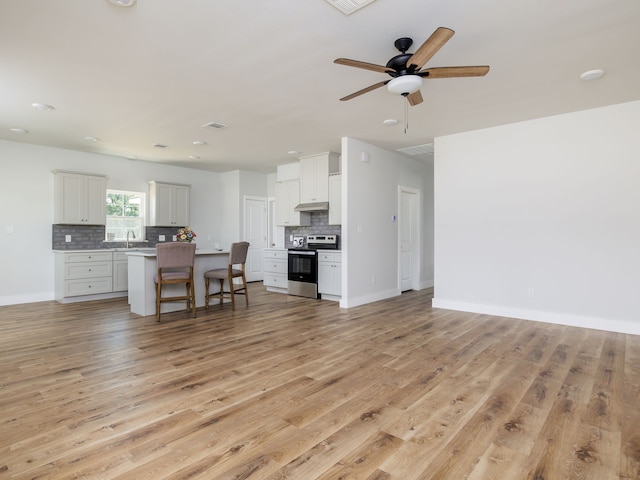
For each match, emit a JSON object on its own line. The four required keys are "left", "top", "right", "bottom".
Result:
{"left": 288, "top": 251, "right": 316, "bottom": 256}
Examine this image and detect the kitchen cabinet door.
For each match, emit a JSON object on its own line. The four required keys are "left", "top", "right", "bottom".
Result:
{"left": 318, "top": 251, "right": 342, "bottom": 298}
{"left": 328, "top": 173, "right": 341, "bottom": 225}
{"left": 299, "top": 154, "right": 329, "bottom": 203}
{"left": 149, "top": 181, "right": 190, "bottom": 226}
{"left": 53, "top": 171, "right": 107, "bottom": 225}
{"left": 274, "top": 180, "right": 309, "bottom": 227}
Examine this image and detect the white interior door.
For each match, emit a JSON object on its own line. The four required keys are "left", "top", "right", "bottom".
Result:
{"left": 243, "top": 196, "right": 268, "bottom": 282}
{"left": 399, "top": 187, "right": 419, "bottom": 292}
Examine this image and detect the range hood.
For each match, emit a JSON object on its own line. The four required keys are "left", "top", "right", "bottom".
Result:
{"left": 294, "top": 201, "right": 329, "bottom": 212}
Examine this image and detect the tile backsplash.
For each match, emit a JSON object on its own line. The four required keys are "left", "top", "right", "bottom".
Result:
{"left": 52, "top": 225, "right": 181, "bottom": 250}
{"left": 284, "top": 211, "right": 341, "bottom": 249}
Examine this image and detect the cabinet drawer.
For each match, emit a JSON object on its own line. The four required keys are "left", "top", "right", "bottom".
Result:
{"left": 263, "top": 249, "right": 287, "bottom": 260}
{"left": 263, "top": 273, "right": 287, "bottom": 288}
{"left": 263, "top": 259, "right": 287, "bottom": 274}
{"left": 63, "top": 252, "right": 112, "bottom": 263}
{"left": 64, "top": 261, "right": 113, "bottom": 279}
{"left": 318, "top": 251, "right": 341, "bottom": 263}
{"left": 64, "top": 277, "right": 113, "bottom": 297}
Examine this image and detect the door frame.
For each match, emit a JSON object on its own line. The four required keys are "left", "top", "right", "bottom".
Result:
{"left": 398, "top": 185, "right": 421, "bottom": 291}
{"left": 243, "top": 195, "right": 268, "bottom": 282}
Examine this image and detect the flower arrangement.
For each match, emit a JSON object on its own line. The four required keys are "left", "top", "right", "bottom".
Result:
{"left": 177, "top": 227, "right": 196, "bottom": 243}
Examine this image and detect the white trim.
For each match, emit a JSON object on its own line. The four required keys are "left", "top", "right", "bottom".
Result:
{"left": 340, "top": 288, "right": 400, "bottom": 309}
{"left": 432, "top": 298, "right": 640, "bottom": 336}
{"left": 398, "top": 185, "right": 421, "bottom": 292}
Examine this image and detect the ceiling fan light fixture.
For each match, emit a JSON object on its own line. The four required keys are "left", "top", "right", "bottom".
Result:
{"left": 580, "top": 68, "right": 605, "bottom": 81}
{"left": 387, "top": 76, "right": 423, "bottom": 95}
{"left": 109, "top": 0, "right": 136, "bottom": 6}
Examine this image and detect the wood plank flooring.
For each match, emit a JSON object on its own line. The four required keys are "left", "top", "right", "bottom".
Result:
{"left": 1, "top": 284, "right": 639, "bottom": 479}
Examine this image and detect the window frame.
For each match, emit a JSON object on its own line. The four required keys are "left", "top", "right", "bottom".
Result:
{"left": 105, "top": 189, "right": 146, "bottom": 242}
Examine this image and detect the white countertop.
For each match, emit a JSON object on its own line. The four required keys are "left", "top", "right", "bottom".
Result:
{"left": 125, "top": 249, "right": 228, "bottom": 257}
{"left": 53, "top": 248, "right": 228, "bottom": 255}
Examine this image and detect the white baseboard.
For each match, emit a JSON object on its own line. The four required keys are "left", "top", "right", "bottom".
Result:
{"left": 340, "top": 288, "right": 400, "bottom": 309}
{"left": 0, "top": 292, "right": 54, "bottom": 306}
{"left": 432, "top": 298, "right": 640, "bottom": 336}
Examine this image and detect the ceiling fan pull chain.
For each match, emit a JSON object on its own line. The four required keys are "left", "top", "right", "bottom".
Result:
{"left": 404, "top": 95, "right": 409, "bottom": 134}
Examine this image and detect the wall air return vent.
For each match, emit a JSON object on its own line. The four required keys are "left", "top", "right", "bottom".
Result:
{"left": 202, "top": 121, "right": 229, "bottom": 130}
{"left": 325, "top": 0, "right": 377, "bottom": 15}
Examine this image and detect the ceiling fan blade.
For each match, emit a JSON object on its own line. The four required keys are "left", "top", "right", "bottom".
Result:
{"left": 407, "top": 90, "right": 423, "bottom": 106}
{"left": 406, "top": 27, "right": 455, "bottom": 69}
{"left": 334, "top": 58, "right": 393, "bottom": 74}
{"left": 420, "top": 65, "right": 490, "bottom": 78}
{"left": 340, "top": 81, "right": 389, "bottom": 101}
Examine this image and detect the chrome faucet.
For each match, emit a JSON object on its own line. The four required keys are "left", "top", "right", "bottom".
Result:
{"left": 126, "top": 230, "right": 136, "bottom": 248}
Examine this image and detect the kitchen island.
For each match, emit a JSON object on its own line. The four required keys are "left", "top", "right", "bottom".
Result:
{"left": 126, "top": 249, "right": 229, "bottom": 316}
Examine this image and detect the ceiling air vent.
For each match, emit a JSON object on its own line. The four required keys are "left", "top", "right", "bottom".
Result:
{"left": 397, "top": 143, "right": 434, "bottom": 156}
{"left": 325, "top": 0, "right": 377, "bottom": 15}
{"left": 202, "top": 121, "right": 229, "bottom": 130}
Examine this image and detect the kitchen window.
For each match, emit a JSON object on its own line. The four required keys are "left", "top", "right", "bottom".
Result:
{"left": 105, "top": 190, "right": 145, "bottom": 241}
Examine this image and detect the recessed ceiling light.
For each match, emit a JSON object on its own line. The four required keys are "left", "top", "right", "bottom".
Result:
{"left": 580, "top": 69, "right": 605, "bottom": 81}
{"left": 153, "top": 144, "right": 168, "bottom": 148}
{"left": 84, "top": 136, "right": 100, "bottom": 142}
{"left": 32, "top": 102, "right": 54, "bottom": 111}
{"left": 9, "top": 127, "right": 28, "bottom": 134}
{"left": 109, "top": 0, "right": 136, "bottom": 6}
{"left": 288, "top": 150, "right": 299, "bottom": 155}
{"left": 188, "top": 155, "right": 200, "bottom": 160}
{"left": 383, "top": 119, "right": 398, "bottom": 126}
{"left": 192, "top": 140, "right": 207, "bottom": 146}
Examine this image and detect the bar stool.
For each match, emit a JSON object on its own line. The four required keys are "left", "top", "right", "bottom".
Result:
{"left": 204, "top": 241, "right": 250, "bottom": 310}
{"left": 154, "top": 242, "right": 196, "bottom": 322}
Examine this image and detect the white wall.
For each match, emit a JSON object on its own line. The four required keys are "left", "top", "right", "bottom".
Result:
{"left": 341, "top": 137, "right": 433, "bottom": 308}
{"left": 219, "top": 170, "right": 269, "bottom": 247}
{"left": 433, "top": 100, "right": 640, "bottom": 335}
{"left": 0, "top": 140, "right": 224, "bottom": 305}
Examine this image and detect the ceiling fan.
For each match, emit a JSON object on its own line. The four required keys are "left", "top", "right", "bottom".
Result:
{"left": 334, "top": 27, "right": 490, "bottom": 106}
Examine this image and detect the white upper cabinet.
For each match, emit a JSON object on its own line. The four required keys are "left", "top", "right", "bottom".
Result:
{"left": 274, "top": 180, "right": 310, "bottom": 227}
{"left": 328, "top": 173, "right": 342, "bottom": 225}
{"left": 149, "top": 181, "right": 190, "bottom": 226}
{"left": 53, "top": 171, "right": 107, "bottom": 225}
{"left": 299, "top": 152, "right": 339, "bottom": 204}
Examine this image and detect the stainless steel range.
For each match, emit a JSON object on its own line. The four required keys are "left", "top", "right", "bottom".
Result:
{"left": 288, "top": 234, "right": 338, "bottom": 298}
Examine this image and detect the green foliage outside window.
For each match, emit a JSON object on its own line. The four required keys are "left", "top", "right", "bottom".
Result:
{"left": 106, "top": 191, "right": 145, "bottom": 241}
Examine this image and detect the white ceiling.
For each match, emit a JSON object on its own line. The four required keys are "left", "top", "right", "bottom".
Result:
{"left": 1, "top": 0, "right": 639, "bottom": 173}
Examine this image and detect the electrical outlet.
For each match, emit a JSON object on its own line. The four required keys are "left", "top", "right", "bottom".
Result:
{"left": 159, "top": 235, "right": 165, "bottom": 241}
{"left": 527, "top": 288, "right": 535, "bottom": 297}
{"left": 172, "top": 235, "right": 177, "bottom": 241}
{"left": 65, "top": 235, "right": 71, "bottom": 242}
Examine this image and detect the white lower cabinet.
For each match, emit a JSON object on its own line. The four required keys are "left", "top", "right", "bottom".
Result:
{"left": 263, "top": 248, "right": 288, "bottom": 293}
{"left": 55, "top": 251, "right": 113, "bottom": 300}
{"left": 54, "top": 250, "right": 134, "bottom": 302}
{"left": 318, "top": 250, "right": 341, "bottom": 300}
{"left": 113, "top": 252, "right": 129, "bottom": 292}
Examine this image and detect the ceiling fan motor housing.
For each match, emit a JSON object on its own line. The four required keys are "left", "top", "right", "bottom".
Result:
{"left": 386, "top": 38, "right": 418, "bottom": 77}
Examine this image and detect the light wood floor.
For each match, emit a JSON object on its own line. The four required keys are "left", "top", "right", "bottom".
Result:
{"left": 1, "top": 284, "right": 639, "bottom": 479}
